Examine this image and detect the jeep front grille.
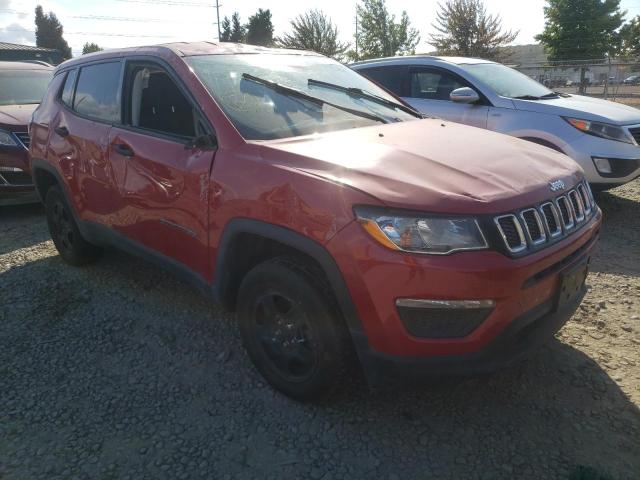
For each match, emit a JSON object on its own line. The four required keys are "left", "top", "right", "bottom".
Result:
{"left": 14, "top": 132, "right": 30, "bottom": 149}
{"left": 494, "top": 181, "right": 596, "bottom": 254}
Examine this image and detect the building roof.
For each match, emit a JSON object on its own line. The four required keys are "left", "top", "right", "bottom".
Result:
{"left": 0, "top": 42, "right": 58, "bottom": 53}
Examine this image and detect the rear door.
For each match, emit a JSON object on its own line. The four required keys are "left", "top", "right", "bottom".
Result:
{"left": 107, "top": 59, "right": 216, "bottom": 278}
{"left": 48, "top": 61, "right": 124, "bottom": 223}
{"left": 403, "top": 66, "right": 489, "bottom": 128}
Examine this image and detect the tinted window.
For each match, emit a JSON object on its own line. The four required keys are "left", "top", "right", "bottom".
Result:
{"left": 0, "top": 69, "right": 52, "bottom": 106}
{"left": 60, "top": 69, "right": 77, "bottom": 107}
{"left": 74, "top": 62, "right": 122, "bottom": 122}
{"left": 187, "top": 54, "right": 418, "bottom": 141}
{"left": 128, "top": 66, "right": 195, "bottom": 138}
{"left": 360, "top": 66, "right": 406, "bottom": 96}
{"left": 410, "top": 69, "right": 466, "bottom": 100}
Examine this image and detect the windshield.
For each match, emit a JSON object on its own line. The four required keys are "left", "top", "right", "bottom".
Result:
{"left": 186, "top": 54, "right": 418, "bottom": 140}
{"left": 460, "top": 63, "right": 554, "bottom": 99}
{"left": 0, "top": 69, "right": 52, "bottom": 106}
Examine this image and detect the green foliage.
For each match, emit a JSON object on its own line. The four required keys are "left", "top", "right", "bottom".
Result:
{"left": 220, "top": 12, "right": 246, "bottom": 43}
{"left": 429, "top": 0, "right": 518, "bottom": 61}
{"left": 34, "top": 5, "right": 72, "bottom": 60}
{"left": 355, "top": 0, "right": 420, "bottom": 60}
{"left": 620, "top": 15, "right": 640, "bottom": 57}
{"left": 276, "top": 9, "right": 349, "bottom": 60}
{"left": 535, "top": 0, "right": 625, "bottom": 60}
{"left": 81, "top": 42, "right": 102, "bottom": 55}
{"left": 245, "top": 9, "right": 274, "bottom": 46}
{"left": 220, "top": 16, "right": 231, "bottom": 42}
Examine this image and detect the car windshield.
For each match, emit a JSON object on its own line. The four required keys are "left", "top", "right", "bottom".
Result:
{"left": 186, "top": 54, "right": 419, "bottom": 140}
{"left": 460, "top": 62, "right": 555, "bottom": 99}
{"left": 0, "top": 69, "right": 52, "bottom": 106}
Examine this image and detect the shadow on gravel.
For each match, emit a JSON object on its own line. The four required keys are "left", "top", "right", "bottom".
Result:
{"left": 591, "top": 191, "right": 639, "bottom": 277}
{"left": 0, "top": 203, "right": 49, "bottom": 256}
{"left": 1, "top": 251, "right": 639, "bottom": 479}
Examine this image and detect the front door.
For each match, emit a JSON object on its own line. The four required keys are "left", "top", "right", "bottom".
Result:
{"left": 108, "top": 60, "right": 216, "bottom": 278}
{"left": 403, "top": 67, "right": 489, "bottom": 129}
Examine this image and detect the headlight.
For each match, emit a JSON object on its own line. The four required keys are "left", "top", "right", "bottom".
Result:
{"left": 564, "top": 117, "right": 635, "bottom": 144}
{"left": 0, "top": 129, "right": 19, "bottom": 147}
{"left": 354, "top": 206, "right": 488, "bottom": 255}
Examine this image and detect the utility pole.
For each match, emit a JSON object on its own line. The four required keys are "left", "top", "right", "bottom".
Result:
{"left": 355, "top": 11, "right": 359, "bottom": 60}
{"left": 215, "top": 0, "right": 221, "bottom": 41}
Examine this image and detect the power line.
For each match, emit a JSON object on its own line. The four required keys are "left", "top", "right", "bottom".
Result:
{"left": 0, "top": 26, "right": 177, "bottom": 38}
{"left": 0, "top": 9, "right": 211, "bottom": 23}
{"left": 113, "top": 0, "right": 213, "bottom": 6}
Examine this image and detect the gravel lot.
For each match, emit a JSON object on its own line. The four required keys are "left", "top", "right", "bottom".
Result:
{"left": 1, "top": 181, "right": 639, "bottom": 480}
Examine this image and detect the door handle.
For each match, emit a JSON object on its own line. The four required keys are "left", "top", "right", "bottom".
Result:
{"left": 54, "top": 126, "right": 69, "bottom": 137}
{"left": 113, "top": 143, "right": 134, "bottom": 157}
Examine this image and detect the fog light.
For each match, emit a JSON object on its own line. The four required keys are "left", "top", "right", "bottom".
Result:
{"left": 592, "top": 157, "right": 612, "bottom": 174}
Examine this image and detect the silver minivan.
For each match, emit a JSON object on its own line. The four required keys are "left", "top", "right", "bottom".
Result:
{"left": 352, "top": 56, "right": 640, "bottom": 190}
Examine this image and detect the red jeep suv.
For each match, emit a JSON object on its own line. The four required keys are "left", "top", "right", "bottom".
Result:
{"left": 30, "top": 43, "right": 601, "bottom": 399}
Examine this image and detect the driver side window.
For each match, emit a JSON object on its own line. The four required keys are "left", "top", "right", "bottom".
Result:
{"left": 410, "top": 69, "right": 466, "bottom": 101}
{"left": 127, "top": 64, "right": 197, "bottom": 138}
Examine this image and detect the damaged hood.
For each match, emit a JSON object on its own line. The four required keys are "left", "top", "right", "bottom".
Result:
{"left": 257, "top": 118, "right": 582, "bottom": 215}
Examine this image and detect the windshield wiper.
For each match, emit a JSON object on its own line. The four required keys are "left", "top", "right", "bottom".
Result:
{"left": 241, "top": 73, "right": 388, "bottom": 124}
{"left": 512, "top": 92, "right": 560, "bottom": 100}
{"left": 307, "top": 78, "right": 421, "bottom": 117}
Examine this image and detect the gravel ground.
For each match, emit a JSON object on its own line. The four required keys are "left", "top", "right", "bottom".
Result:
{"left": 1, "top": 181, "right": 639, "bottom": 480}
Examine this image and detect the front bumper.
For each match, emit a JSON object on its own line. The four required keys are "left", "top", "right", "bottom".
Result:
{"left": 565, "top": 133, "right": 640, "bottom": 186}
{"left": 0, "top": 144, "right": 36, "bottom": 205}
{"left": 327, "top": 209, "right": 601, "bottom": 375}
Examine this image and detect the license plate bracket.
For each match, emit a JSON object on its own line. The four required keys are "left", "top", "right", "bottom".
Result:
{"left": 555, "top": 257, "right": 589, "bottom": 311}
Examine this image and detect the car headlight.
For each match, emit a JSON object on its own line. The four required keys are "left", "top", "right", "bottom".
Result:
{"left": 0, "top": 129, "right": 19, "bottom": 147}
{"left": 354, "top": 206, "right": 488, "bottom": 255}
{"left": 564, "top": 117, "right": 635, "bottom": 144}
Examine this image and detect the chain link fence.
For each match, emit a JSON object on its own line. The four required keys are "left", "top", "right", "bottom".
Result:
{"left": 514, "top": 58, "right": 640, "bottom": 107}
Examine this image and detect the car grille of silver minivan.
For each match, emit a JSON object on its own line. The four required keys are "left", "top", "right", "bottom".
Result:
{"left": 494, "top": 181, "right": 596, "bottom": 254}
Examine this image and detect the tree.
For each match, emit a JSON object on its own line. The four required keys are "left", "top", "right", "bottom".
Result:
{"left": 536, "top": 0, "right": 625, "bottom": 92}
{"left": 620, "top": 15, "right": 640, "bottom": 57}
{"left": 245, "top": 9, "right": 274, "bottom": 46}
{"left": 355, "top": 0, "right": 420, "bottom": 61}
{"left": 82, "top": 42, "right": 102, "bottom": 55}
{"left": 230, "top": 12, "right": 246, "bottom": 42}
{"left": 277, "top": 9, "right": 349, "bottom": 59}
{"left": 220, "top": 16, "right": 232, "bottom": 42}
{"left": 220, "top": 12, "right": 246, "bottom": 43}
{"left": 34, "top": 5, "right": 72, "bottom": 60}
{"left": 429, "top": 0, "right": 518, "bottom": 61}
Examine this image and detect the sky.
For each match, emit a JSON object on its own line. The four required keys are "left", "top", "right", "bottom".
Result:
{"left": 1, "top": 0, "right": 640, "bottom": 57}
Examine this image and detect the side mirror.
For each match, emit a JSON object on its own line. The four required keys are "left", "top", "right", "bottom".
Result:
{"left": 450, "top": 87, "right": 480, "bottom": 104}
{"left": 185, "top": 134, "right": 217, "bottom": 150}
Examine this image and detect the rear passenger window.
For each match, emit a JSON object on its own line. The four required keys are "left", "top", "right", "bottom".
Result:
{"left": 361, "top": 66, "right": 406, "bottom": 96}
{"left": 74, "top": 62, "right": 122, "bottom": 123}
{"left": 410, "top": 69, "right": 466, "bottom": 100}
{"left": 127, "top": 65, "right": 196, "bottom": 138}
{"left": 60, "top": 69, "right": 77, "bottom": 107}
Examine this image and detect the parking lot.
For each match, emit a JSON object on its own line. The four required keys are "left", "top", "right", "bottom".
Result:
{"left": 0, "top": 180, "right": 637, "bottom": 479}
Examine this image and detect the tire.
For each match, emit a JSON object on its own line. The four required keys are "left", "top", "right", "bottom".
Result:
{"left": 237, "top": 256, "right": 353, "bottom": 401}
{"left": 45, "top": 185, "right": 101, "bottom": 266}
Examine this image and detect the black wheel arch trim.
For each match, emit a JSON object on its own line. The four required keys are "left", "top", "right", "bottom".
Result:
{"left": 213, "top": 218, "right": 369, "bottom": 353}
{"left": 519, "top": 137, "right": 564, "bottom": 154}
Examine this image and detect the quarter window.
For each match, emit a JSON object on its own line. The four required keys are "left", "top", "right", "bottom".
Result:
{"left": 74, "top": 62, "right": 122, "bottom": 122}
{"left": 60, "top": 69, "right": 77, "bottom": 107}
{"left": 410, "top": 70, "right": 466, "bottom": 100}
{"left": 127, "top": 65, "right": 196, "bottom": 138}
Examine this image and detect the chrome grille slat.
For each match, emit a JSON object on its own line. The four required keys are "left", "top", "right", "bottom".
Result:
{"left": 576, "top": 184, "right": 592, "bottom": 216}
{"left": 568, "top": 190, "right": 585, "bottom": 222}
{"left": 520, "top": 208, "right": 546, "bottom": 245}
{"left": 494, "top": 214, "right": 526, "bottom": 253}
{"left": 494, "top": 181, "right": 596, "bottom": 255}
{"left": 539, "top": 202, "right": 562, "bottom": 238}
